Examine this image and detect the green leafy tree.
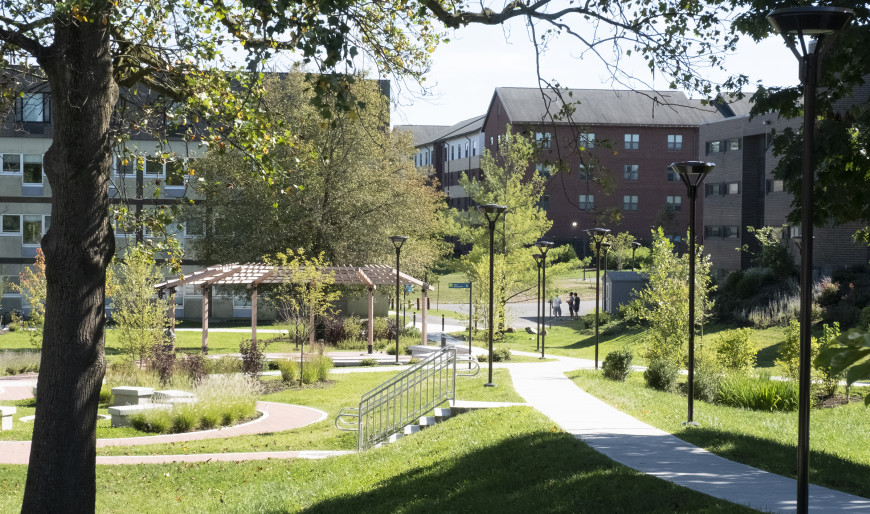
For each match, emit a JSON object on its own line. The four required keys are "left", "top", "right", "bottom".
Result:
{"left": 111, "top": 245, "right": 168, "bottom": 365}
{"left": 449, "top": 126, "right": 552, "bottom": 331}
{"left": 741, "top": 226, "right": 795, "bottom": 279}
{"left": 714, "top": 328, "right": 757, "bottom": 373}
{"left": 625, "top": 228, "right": 713, "bottom": 365}
{"left": 815, "top": 322, "right": 843, "bottom": 397}
{"left": 0, "top": 0, "right": 763, "bottom": 507}
{"left": 189, "top": 73, "right": 448, "bottom": 274}
{"left": 11, "top": 249, "right": 47, "bottom": 348}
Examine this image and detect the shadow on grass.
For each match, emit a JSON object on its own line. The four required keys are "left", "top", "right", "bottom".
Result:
{"left": 755, "top": 341, "right": 781, "bottom": 368}
{"left": 675, "top": 427, "right": 870, "bottom": 499}
{"left": 294, "top": 430, "right": 751, "bottom": 514}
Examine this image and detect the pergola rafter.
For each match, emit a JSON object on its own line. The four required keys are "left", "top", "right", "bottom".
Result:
{"left": 155, "top": 263, "right": 429, "bottom": 354}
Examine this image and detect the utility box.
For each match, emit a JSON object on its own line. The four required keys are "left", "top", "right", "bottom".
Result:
{"left": 604, "top": 271, "right": 648, "bottom": 314}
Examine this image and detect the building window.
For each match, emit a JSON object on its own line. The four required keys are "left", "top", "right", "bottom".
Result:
{"left": 667, "top": 167, "right": 678, "bottom": 181}
{"left": 472, "top": 140, "right": 478, "bottom": 156}
{"left": 538, "top": 195, "right": 550, "bottom": 211}
{"left": 166, "top": 160, "right": 186, "bottom": 186}
{"left": 2, "top": 154, "right": 21, "bottom": 174}
{"left": 725, "top": 225, "right": 739, "bottom": 238}
{"left": 578, "top": 164, "right": 594, "bottom": 179}
{"left": 766, "top": 179, "right": 784, "bottom": 193}
{"left": 22, "top": 215, "right": 43, "bottom": 245}
{"left": 623, "top": 164, "right": 639, "bottom": 181}
{"left": 535, "top": 132, "right": 552, "bottom": 149}
{"left": 1, "top": 215, "right": 21, "bottom": 234}
{"left": 725, "top": 138, "right": 741, "bottom": 151}
{"left": 145, "top": 159, "right": 165, "bottom": 177}
{"left": 15, "top": 93, "right": 50, "bottom": 123}
{"left": 579, "top": 195, "right": 594, "bottom": 211}
{"left": 705, "top": 140, "right": 722, "bottom": 154}
{"left": 727, "top": 182, "right": 740, "bottom": 195}
{"left": 464, "top": 142, "right": 469, "bottom": 158}
{"left": 667, "top": 134, "right": 683, "bottom": 151}
{"left": 623, "top": 195, "right": 638, "bottom": 211}
{"left": 704, "top": 225, "right": 723, "bottom": 238}
{"left": 705, "top": 183, "right": 724, "bottom": 196}
{"left": 667, "top": 195, "right": 682, "bottom": 212}
{"left": 23, "top": 155, "right": 43, "bottom": 184}
{"left": 536, "top": 164, "right": 551, "bottom": 177}
{"left": 624, "top": 133, "right": 639, "bottom": 150}
{"left": 579, "top": 133, "right": 595, "bottom": 150}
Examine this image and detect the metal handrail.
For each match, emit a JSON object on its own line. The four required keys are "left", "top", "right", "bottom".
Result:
{"left": 336, "top": 347, "right": 458, "bottom": 450}
{"left": 456, "top": 355, "right": 480, "bottom": 377}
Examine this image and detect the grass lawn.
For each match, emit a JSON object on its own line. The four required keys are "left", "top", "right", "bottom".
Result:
{"left": 0, "top": 399, "right": 142, "bottom": 441}
{"left": 570, "top": 369, "right": 870, "bottom": 498}
{"left": 0, "top": 407, "right": 757, "bottom": 513}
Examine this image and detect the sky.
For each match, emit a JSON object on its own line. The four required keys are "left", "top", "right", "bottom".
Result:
{"left": 388, "top": 16, "right": 801, "bottom": 128}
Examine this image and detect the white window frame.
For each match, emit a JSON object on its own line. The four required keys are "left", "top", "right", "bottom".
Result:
{"left": 21, "top": 214, "right": 49, "bottom": 246}
{"left": 624, "top": 164, "right": 639, "bottom": 181}
{"left": 578, "top": 194, "right": 594, "bottom": 211}
{"left": 667, "top": 195, "right": 682, "bottom": 212}
{"left": 624, "top": 133, "right": 639, "bottom": 150}
{"left": 536, "top": 132, "right": 552, "bottom": 149}
{"left": 667, "top": 134, "right": 683, "bottom": 151}
{"left": 623, "top": 195, "right": 638, "bottom": 211}
{"left": 22, "top": 154, "right": 44, "bottom": 185}
{"left": 579, "top": 133, "right": 595, "bottom": 150}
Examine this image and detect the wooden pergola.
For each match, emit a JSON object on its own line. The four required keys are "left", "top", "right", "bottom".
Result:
{"left": 155, "top": 263, "right": 429, "bottom": 353}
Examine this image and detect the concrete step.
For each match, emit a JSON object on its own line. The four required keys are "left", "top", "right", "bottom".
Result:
{"left": 433, "top": 407, "right": 451, "bottom": 420}
{"left": 418, "top": 416, "right": 437, "bottom": 427}
{"left": 387, "top": 432, "right": 404, "bottom": 443}
{"left": 450, "top": 400, "right": 528, "bottom": 415}
{"left": 403, "top": 425, "right": 421, "bottom": 435}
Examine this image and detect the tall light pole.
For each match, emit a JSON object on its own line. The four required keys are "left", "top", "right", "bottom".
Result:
{"left": 536, "top": 240, "right": 554, "bottom": 359}
{"left": 632, "top": 241, "right": 641, "bottom": 270}
{"left": 533, "top": 253, "right": 543, "bottom": 351}
{"left": 586, "top": 227, "right": 610, "bottom": 369}
{"left": 671, "top": 161, "right": 715, "bottom": 427}
{"left": 480, "top": 204, "right": 508, "bottom": 387}
{"left": 601, "top": 241, "right": 611, "bottom": 313}
{"left": 767, "top": 8, "right": 853, "bottom": 512}
{"left": 389, "top": 235, "right": 409, "bottom": 364}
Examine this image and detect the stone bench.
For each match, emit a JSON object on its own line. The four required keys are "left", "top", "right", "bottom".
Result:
{"left": 153, "top": 390, "right": 195, "bottom": 404}
{"left": 111, "top": 386, "right": 155, "bottom": 406}
{"left": 0, "top": 406, "right": 16, "bottom": 431}
{"left": 108, "top": 403, "right": 170, "bottom": 428}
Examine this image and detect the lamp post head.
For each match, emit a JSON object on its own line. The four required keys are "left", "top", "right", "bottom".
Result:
{"left": 586, "top": 227, "right": 611, "bottom": 242}
{"left": 602, "top": 241, "right": 611, "bottom": 251}
{"left": 632, "top": 241, "right": 642, "bottom": 248}
{"left": 671, "top": 161, "right": 715, "bottom": 189}
{"left": 535, "top": 240, "right": 554, "bottom": 255}
{"left": 479, "top": 203, "right": 508, "bottom": 223}
{"left": 389, "top": 235, "right": 409, "bottom": 250}
{"left": 767, "top": 6, "right": 853, "bottom": 62}
{"left": 532, "top": 253, "right": 544, "bottom": 266}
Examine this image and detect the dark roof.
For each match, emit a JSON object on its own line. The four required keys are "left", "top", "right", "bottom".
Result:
{"left": 393, "top": 125, "right": 450, "bottom": 146}
{"left": 605, "top": 270, "right": 648, "bottom": 283}
{"left": 492, "top": 87, "right": 727, "bottom": 127}
{"left": 430, "top": 115, "right": 485, "bottom": 142}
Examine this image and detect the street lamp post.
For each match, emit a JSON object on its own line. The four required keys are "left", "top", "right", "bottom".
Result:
{"left": 767, "top": 7, "right": 853, "bottom": 512}
{"left": 632, "top": 241, "right": 641, "bottom": 270}
{"left": 585, "top": 227, "right": 610, "bottom": 369}
{"left": 535, "top": 240, "right": 554, "bottom": 359}
{"left": 389, "top": 235, "right": 409, "bottom": 364}
{"left": 601, "top": 241, "right": 611, "bottom": 313}
{"left": 671, "top": 161, "right": 715, "bottom": 427}
{"left": 480, "top": 204, "right": 508, "bottom": 387}
{"left": 533, "top": 253, "right": 543, "bottom": 351}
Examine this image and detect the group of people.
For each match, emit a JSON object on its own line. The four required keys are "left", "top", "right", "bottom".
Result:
{"left": 550, "top": 292, "right": 581, "bottom": 320}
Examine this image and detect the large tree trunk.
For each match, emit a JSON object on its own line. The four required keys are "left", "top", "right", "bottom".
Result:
{"left": 22, "top": 17, "right": 117, "bottom": 513}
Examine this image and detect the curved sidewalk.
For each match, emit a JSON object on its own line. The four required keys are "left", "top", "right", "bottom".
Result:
{"left": 0, "top": 401, "right": 339, "bottom": 465}
{"left": 507, "top": 353, "right": 870, "bottom": 513}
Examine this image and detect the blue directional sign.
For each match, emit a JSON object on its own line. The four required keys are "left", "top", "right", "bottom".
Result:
{"left": 449, "top": 282, "right": 471, "bottom": 289}
{"left": 403, "top": 284, "right": 414, "bottom": 293}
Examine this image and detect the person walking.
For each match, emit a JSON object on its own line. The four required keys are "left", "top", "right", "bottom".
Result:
{"left": 572, "top": 292, "right": 581, "bottom": 319}
{"left": 552, "top": 295, "right": 562, "bottom": 320}
{"left": 567, "top": 292, "right": 576, "bottom": 319}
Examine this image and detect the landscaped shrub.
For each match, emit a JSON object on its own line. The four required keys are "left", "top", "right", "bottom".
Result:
{"left": 692, "top": 366, "right": 721, "bottom": 402}
{"left": 714, "top": 328, "right": 757, "bottom": 372}
{"left": 239, "top": 338, "right": 267, "bottom": 377}
{"left": 602, "top": 349, "right": 633, "bottom": 382}
{"left": 582, "top": 311, "right": 611, "bottom": 327}
{"left": 300, "top": 354, "right": 333, "bottom": 384}
{"left": 0, "top": 350, "right": 40, "bottom": 375}
{"left": 99, "top": 384, "right": 114, "bottom": 405}
{"left": 170, "top": 410, "right": 197, "bottom": 433}
{"left": 278, "top": 358, "right": 298, "bottom": 383}
{"left": 716, "top": 373, "right": 798, "bottom": 411}
{"left": 859, "top": 305, "right": 870, "bottom": 330}
{"left": 815, "top": 278, "right": 841, "bottom": 307}
{"left": 477, "top": 348, "right": 512, "bottom": 363}
{"left": 179, "top": 353, "right": 207, "bottom": 384}
{"left": 149, "top": 344, "right": 176, "bottom": 385}
{"left": 360, "top": 358, "right": 378, "bottom": 367}
{"left": 814, "top": 322, "right": 843, "bottom": 397}
{"left": 372, "top": 316, "right": 391, "bottom": 341}
{"left": 643, "top": 359, "right": 679, "bottom": 392}
{"left": 776, "top": 319, "right": 818, "bottom": 380}
{"left": 206, "top": 355, "right": 242, "bottom": 374}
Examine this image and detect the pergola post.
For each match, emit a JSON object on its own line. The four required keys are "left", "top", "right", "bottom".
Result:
{"left": 421, "top": 283, "right": 428, "bottom": 345}
{"left": 367, "top": 286, "right": 375, "bottom": 354}
{"left": 309, "top": 287, "right": 315, "bottom": 348}
{"left": 251, "top": 285, "right": 258, "bottom": 345}
{"left": 201, "top": 285, "right": 210, "bottom": 354}
{"left": 168, "top": 287, "right": 176, "bottom": 348}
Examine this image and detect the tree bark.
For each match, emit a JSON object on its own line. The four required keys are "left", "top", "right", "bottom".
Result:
{"left": 22, "top": 16, "right": 117, "bottom": 513}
